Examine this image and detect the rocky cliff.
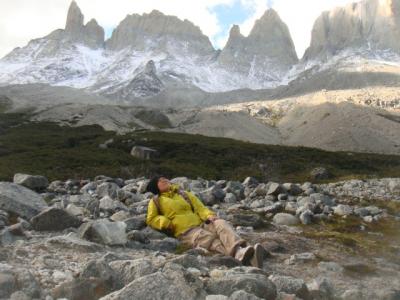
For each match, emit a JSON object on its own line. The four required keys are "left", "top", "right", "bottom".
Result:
{"left": 218, "top": 9, "right": 298, "bottom": 80}
{"left": 106, "top": 9, "right": 215, "bottom": 57}
{"left": 304, "top": 0, "right": 400, "bottom": 61}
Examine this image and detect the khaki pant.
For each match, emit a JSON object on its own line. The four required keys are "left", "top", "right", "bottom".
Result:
{"left": 178, "top": 219, "right": 246, "bottom": 256}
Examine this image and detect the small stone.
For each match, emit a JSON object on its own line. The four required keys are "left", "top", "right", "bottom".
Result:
{"left": 333, "top": 205, "right": 353, "bottom": 216}
{"left": 299, "top": 210, "right": 313, "bottom": 225}
{"left": 286, "top": 253, "right": 316, "bottom": 265}
{"left": 310, "top": 168, "right": 332, "bottom": 180}
{"left": 318, "top": 262, "right": 344, "bottom": 273}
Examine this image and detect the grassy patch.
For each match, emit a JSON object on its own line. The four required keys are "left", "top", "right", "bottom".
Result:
{"left": 302, "top": 215, "right": 400, "bottom": 261}
{"left": 0, "top": 112, "right": 399, "bottom": 183}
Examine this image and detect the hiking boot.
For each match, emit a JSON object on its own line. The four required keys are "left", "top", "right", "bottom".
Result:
{"left": 250, "top": 243, "right": 266, "bottom": 268}
{"left": 234, "top": 246, "right": 254, "bottom": 265}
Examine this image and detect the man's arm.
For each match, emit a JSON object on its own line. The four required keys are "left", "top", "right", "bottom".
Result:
{"left": 146, "top": 199, "right": 172, "bottom": 230}
{"left": 186, "top": 191, "right": 216, "bottom": 221}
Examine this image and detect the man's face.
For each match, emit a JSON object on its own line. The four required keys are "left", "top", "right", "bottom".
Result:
{"left": 157, "top": 177, "right": 171, "bottom": 193}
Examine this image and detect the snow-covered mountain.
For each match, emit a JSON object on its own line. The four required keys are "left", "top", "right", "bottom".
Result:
{"left": 0, "top": 0, "right": 400, "bottom": 105}
{"left": 0, "top": 1, "right": 299, "bottom": 100}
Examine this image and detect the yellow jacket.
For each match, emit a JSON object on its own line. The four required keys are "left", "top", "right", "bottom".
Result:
{"left": 146, "top": 184, "right": 215, "bottom": 237}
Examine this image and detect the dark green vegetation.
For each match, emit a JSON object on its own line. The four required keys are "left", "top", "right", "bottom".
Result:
{"left": 0, "top": 96, "right": 12, "bottom": 113}
{"left": 0, "top": 112, "right": 399, "bottom": 182}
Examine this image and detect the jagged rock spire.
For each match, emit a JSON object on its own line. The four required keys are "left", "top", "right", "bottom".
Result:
{"left": 65, "top": 1, "right": 84, "bottom": 35}
{"left": 64, "top": 1, "right": 104, "bottom": 48}
{"left": 218, "top": 9, "right": 298, "bottom": 79}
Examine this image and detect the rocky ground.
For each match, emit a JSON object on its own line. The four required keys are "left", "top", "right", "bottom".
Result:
{"left": 0, "top": 174, "right": 400, "bottom": 300}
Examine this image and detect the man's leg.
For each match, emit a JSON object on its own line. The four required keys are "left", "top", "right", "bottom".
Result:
{"left": 208, "top": 219, "right": 247, "bottom": 256}
{"left": 179, "top": 227, "right": 225, "bottom": 255}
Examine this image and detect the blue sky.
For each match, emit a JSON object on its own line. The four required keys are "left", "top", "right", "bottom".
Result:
{"left": 211, "top": 1, "right": 255, "bottom": 46}
{"left": 0, "top": 0, "right": 356, "bottom": 58}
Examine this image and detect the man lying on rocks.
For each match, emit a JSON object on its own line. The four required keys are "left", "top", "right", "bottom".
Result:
{"left": 146, "top": 176, "right": 265, "bottom": 268}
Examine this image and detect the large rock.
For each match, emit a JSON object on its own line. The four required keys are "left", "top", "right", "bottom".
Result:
{"left": 109, "top": 258, "right": 158, "bottom": 285}
{"left": 100, "top": 263, "right": 206, "bottom": 300}
{"left": 273, "top": 213, "right": 300, "bottom": 226}
{"left": 0, "top": 272, "right": 16, "bottom": 298}
{"left": 206, "top": 268, "right": 276, "bottom": 300}
{"left": 13, "top": 173, "right": 48, "bottom": 191}
{"left": 79, "top": 220, "right": 127, "bottom": 246}
{"left": 267, "top": 183, "right": 284, "bottom": 196}
{"left": 46, "top": 233, "right": 102, "bottom": 252}
{"left": 96, "top": 182, "right": 119, "bottom": 199}
{"left": 52, "top": 277, "right": 110, "bottom": 300}
{"left": 80, "top": 259, "right": 121, "bottom": 291}
{"left": 269, "top": 275, "right": 310, "bottom": 300}
{"left": 130, "top": 146, "right": 158, "bottom": 160}
{"left": 124, "top": 215, "right": 146, "bottom": 231}
{"left": 30, "top": 207, "right": 82, "bottom": 231}
{"left": 0, "top": 182, "right": 47, "bottom": 219}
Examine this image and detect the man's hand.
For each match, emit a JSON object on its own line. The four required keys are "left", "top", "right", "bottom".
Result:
{"left": 167, "top": 222, "right": 175, "bottom": 231}
{"left": 207, "top": 215, "right": 219, "bottom": 223}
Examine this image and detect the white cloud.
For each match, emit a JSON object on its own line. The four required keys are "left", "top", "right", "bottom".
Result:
{"left": 0, "top": 0, "right": 357, "bottom": 59}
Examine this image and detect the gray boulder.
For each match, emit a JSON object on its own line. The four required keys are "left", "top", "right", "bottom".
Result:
{"left": 124, "top": 215, "right": 146, "bottom": 231}
{"left": 310, "top": 168, "right": 332, "bottom": 180}
{"left": 0, "top": 272, "right": 16, "bottom": 298}
{"left": 100, "top": 263, "right": 206, "bottom": 300}
{"left": 282, "top": 183, "right": 303, "bottom": 196}
{"left": 13, "top": 173, "right": 48, "bottom": 191}
{"left": 200, "top": 186, "right": 226, "bottom": 205}
{"left": 96, "top": 183, "right": 119, "bottom": 199}
{"left": 109, "top": 258, "right": 157, "bottom": 285}
{"left": 130, "top": 146, "right": 158, "bottom": 160}
{"left": 229, "top": 213, "right": 264, "bottom": 229}
{"left": 229, "top": 290, "right": 263, "bottom": 299}
{"left": 46, "top": 233, "right": 103, "bottom": 252}
{"left": 79, "top": 220, "right": 127, "bottom": 246}
{"left": 0, "top": 182, "right": 47, "bottom": 219}
{"left": 80, "top": 259, "right": 121, "bottom": 291}
{"left": 333, "top": 205, "right": 353, "bottom": 216}
{"left": 206, "top": 268, "right": 276, "bottom": 300}
{"left": 299, "top": 210, "right": 314, "bottom": 225}
{"left": 226, "top": 181, "right": 245, "bottom": 199}
{"left": 273, "top": 213, "right": 299, "bottom": 226}
{"left": 307, "top": 277, "right": 335, "bottom": 300}
{"left": 30, "top": 207, "right": 82, "bottom": 231}
{"left": 269, "top": 275, "right": 310, "bottom": 300}
{"left": 242, "top": 177, "right": 259, "bottom": 188}
{"left": 267, "top": 183, "right": 284, "bottom": 196}
{"left": 52, "top": 277, "right": 110, "bottom": 300}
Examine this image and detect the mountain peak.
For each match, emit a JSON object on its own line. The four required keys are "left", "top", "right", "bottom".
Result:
{"left": 229, "top": 25, "right": 242, "bottom": 38}
{"left": 65, "top": 1, "right": 84, "bottom": 34}
{"left": 249, "top": 8, "right": 287, "bottom": 37}
{"left": 106, "top": 10, "right": 214, "bottom": 55}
